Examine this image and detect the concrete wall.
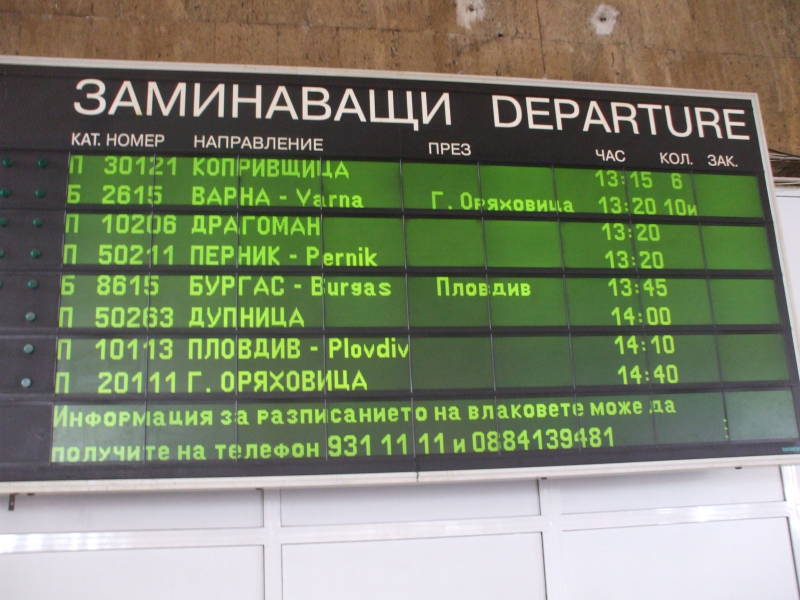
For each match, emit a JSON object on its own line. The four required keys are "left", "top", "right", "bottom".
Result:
{"left": 0, "top": 0, "right": 798, "bottom": 154}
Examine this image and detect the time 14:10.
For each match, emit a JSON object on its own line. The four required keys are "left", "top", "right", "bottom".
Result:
{"left": 614, "top": 334, "right": 676, "bottom": 355}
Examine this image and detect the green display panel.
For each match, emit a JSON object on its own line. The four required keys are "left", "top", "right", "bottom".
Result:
{"left": 10, "top": 154, "right": 800, "bottom": 483}
{"left": 47, "top": 158, "right": 800, "bottom": 466}
{"left": 1, "top": 60, "right": 798, "bottom": 490}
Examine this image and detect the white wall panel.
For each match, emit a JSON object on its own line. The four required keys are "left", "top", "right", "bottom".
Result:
{"left": 561, "top": 518, "right": 798, "bottom": 600}
{"left": 283, "top": 533, "right": 545, "bottom": 600}
{"left": 774, "top": 190, "right": 800, "bottom": 331}
{"left": 559, "top": 466, "right": 784, "bottom": 513}
{"left": 0, "top": 490, "right": 263, "bottom": 533}
{"left": 0, "top": 546, "right": 264, "bottom": 599}
{"left": 280, "top": 480, "right": 539, "bottom": 526}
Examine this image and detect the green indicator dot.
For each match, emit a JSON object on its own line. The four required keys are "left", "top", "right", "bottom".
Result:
{"left": 20, "top": 378, "right": 32, "bottom": 388}
{"left": 34, "top": 189, "right": 46, "bottom": 198}
{"left": 1, "top": 158, "right": 12, "bottom": 167}
{"left": 0, "top": 188, "right": 10, "bottom": 197}
{"left": 29, "top": 249, "right": 41, "bottom": 258}
{"left": 0, "top": 248, "right": 5, "bottom": 258}
{"left": 32, "top": 217, "right": 43, "bottom": 227}
{"left": 0, "top": 217, "right": 8, "bottom": 226}
{"left": 26, "top": 279, "right": 38, "bottom": 289}
{"left": 36, "top": 158, "right": 48, "bottom": 168}
{"left": 22, "top": 343, "right": 35, "bottom": 354}
{"left": 24, "top": 311, "right": 36, "bottom": 322}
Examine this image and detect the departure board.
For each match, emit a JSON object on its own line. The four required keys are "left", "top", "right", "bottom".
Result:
{"left": 1, "top": 57, "right": 799, "bottom": 491}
